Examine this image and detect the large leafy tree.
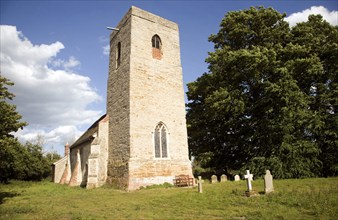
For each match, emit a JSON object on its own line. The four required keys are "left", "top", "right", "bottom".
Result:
{"left": 187, "top": 7, "right": 337, "bottom": 178}
{"left": 0, "top": 75, "right": 27, "bottom": 137}
{"left": 290, "top": 15, "right": 338, "bottom": 176}
{"left": 16, "top": 142, "right": 51, "bottom": 181}
{"left": 0, "top": 75, "right": 27, "bottom": 182}
{"left": 1, "top": 76, "right": 61, "bottom": 182}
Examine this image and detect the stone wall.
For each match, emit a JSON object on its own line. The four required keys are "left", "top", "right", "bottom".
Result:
{"left": 106, "top": 6, "right": 193, "bottom": 190}
{"left": 87, "top": 115, "right": 109, "bottom": 188}
{"left": 52, "top": 156, "right": 68, "bottom": 183}
{"left": 128, "top": 7, "right": 193, "bottom": 190}
{"left": 98, "top": 115, "right": 109, "bottom": 185}
{"left": 106, "top": 8, "right": 132, "bottom": 189}
{"left": 69, "top": 141, "right": 91, "bottom": 187}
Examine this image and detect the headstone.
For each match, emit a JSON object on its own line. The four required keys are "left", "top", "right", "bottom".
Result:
{"left": 244, "top": 170, "right": 253, "bottom": 191}
{"left": 211, "top": 175, "right": 218, "bottom": 183}
{"left": 197, "top": 176, "right": 203, "bottom": 193}
{"left": 264, "top": 170, "right": 274, "bottom": 194}
{"left": 221, "top": 174, "right": 227, "bottom": 182}
{"left": 234, "top": 175, "right": 240, "bottom": 181}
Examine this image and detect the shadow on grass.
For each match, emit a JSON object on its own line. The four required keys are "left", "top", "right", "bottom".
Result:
{"left": 0, "top": 192, "right": 19, "bottom": 204}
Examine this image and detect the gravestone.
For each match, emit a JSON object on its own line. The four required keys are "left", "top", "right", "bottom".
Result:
{"left": 197, "top": 176, "right": 203, "bottom": 193}
{"left": 244, "top": 170, "right": 253, "bottom": 191}
{"left": 221, "top": 174, "right": 227, "bottom": 182}
{"left": 264, "top": 170, "right": 274, "bottom": 194}
{"left": 234, "top": 175, "right": 240, "bottom": 181}
{"left": 211, "top": 175, "right": 218, "bottom": 183}
{"left": 244, "top": 170, "right": 257, "bottom": 197}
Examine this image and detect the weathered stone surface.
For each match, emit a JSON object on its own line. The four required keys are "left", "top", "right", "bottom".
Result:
{"left": 106, "top": 7, "right": 132, "bottom": 189}
{"left": 52, "top": 115, "right": 109, "bottom": 188}
{"left": 52, "top": 6, "right": 193, "bottom": 191}
{"left": 52, "top": 155, "right": 68, "bottom": 184}
{"left": 197, "top": 176, "right": 203, "bottom": 193}
{"left": 97, "top": 116, "right": 109, "bottom": 186}
{"left": 87, "top": 156, "right": 98, "bottom": 189}
{"left": 264, "top": 170, "right": 274, "bottom": 194}
{"left": 221, "top": 174, "right": 227, "bottom": 182}
{"left": 234, "top": 175, "right": 240, "bottom": 181}
{"left": 107, "top": 6, "right": 193, "bottom": 190}
{"left": 211, "top": 175, "right": 218, "bottom": 183}
{"left": 69, "top": 149, "right": 82, "bottom": 186}
{"left": 244, "top": 170, "right": 254, "bottom": 192}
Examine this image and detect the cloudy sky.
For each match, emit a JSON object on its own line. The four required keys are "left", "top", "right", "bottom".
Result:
{"left": 1, "top": 1, "right": 337, "bottom": 155}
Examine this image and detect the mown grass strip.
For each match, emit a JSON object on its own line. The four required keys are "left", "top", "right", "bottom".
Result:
{"left": 0, "top": 178, "right": 337, "bottom": 219}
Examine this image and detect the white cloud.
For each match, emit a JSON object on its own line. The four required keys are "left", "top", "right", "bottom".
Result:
{"left": 0, "top": 26, "right": 64, "bottom": 67}
{"left": 0, "top": 25, "right": 103, "bottom": 155}
{"left": 103, "top": 45, "right": 110, "bottom": 56}
{"left": 51, "top": 56, "right": 80, "bottom": 70}
{"left": 285, "top": 6, "right": 338, "bottom": 27}
{"left": 16, "top": 125, "right": 83, "bottom": 153}
{"left": 98, "top": 35, "right": 110, "bottom": 56}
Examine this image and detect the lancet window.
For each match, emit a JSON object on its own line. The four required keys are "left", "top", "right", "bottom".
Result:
{"left": 151, "top": 35, "right": 162, "bottom": 59}
{"left": 116, "top": 42, "right": 121, "bottom": 68}
{"left": 154, "top": 122, "right": 168, "bottom": 158}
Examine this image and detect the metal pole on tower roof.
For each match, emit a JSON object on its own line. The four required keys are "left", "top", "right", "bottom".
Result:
{"left": 106, "top": 27, "right": 119, "bottom": 31}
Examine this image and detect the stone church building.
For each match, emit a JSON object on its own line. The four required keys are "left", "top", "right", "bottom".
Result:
{"left": 52, "top": 6, "right": 193, "bottom": 190}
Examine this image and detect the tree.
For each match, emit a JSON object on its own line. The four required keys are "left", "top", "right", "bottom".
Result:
{"left": 290, "top": 15, "right": 338, "bottom": 176}
{"left": 20, "top": 142, "right": 51, "bottom": 181}
{"left": 186, "top": 7, "right": 336, "bottom": 178}
{"left": 0, "top": 136, "right": 22, "bottom": 182}
{"left": 0, "top": 75, "right": 27, "bottom": 137}
{"left": 0, "top": 75, "right": 28, "bottom": 182}
{"left": 1, "top": 76, "right": 57, "bottom": 182}
{"left": 45, "top": 152, "right": 62, "bottom": 164}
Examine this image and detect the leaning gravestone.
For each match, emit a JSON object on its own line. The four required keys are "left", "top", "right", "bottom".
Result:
{"left": 234, "top": 175, "right": 240, "bottom": 181}
{"left": 221, "top": 174, "right": 227, "bottom": 182}
{"left": 264, "top": 170, "right": 274, "bottom": 194}
{"left": 211, "top": 175, "right": 218, "bottom": 183}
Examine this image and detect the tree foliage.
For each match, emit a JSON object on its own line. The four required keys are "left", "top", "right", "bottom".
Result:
{"left": 0, "top": 75, "right": 57, "bottom": 182}
{"left": 0, "top": 75, "right": 28, "bottom": 137}
{"left": 187, "top": 7, "right": 338, "bottom": 178}
{"left": 290, "top": 15, "right": 338, "bottom": 177}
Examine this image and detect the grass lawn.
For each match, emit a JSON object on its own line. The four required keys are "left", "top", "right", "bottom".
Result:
{"left": 0, "top": 177, "right": 337, "bottom": 219}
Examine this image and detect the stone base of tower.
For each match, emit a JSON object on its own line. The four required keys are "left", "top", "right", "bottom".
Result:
{"left": 127, "top": 158, "right": 194, "bottom": 190}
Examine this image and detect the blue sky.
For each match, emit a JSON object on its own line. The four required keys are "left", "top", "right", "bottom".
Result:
{"left": 1, "top": 0, "right": 337, "bottom": 155}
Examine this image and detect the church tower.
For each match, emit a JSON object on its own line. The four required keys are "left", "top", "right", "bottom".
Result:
{"left": 107, "top": 6, "right": 193, "bottom": 190}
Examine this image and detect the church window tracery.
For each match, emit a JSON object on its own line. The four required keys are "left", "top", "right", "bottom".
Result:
{"left": 154, "top": 122, "right": 168, "bottom": 158}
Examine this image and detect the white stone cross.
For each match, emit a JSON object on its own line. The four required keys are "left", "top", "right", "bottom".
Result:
{"left": 244, "top": 170, "right": 253, "bottom": 191}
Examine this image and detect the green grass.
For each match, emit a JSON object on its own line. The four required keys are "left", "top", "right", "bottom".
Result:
{"left": 0, "top": 178, "right": 337, "bottom": 219}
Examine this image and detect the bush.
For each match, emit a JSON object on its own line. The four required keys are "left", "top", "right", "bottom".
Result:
{"left": 0, "top": 139, "right": 51, "bottom": 182}
{"left": 0, "top": 137, "right": 20, "bottom": 183}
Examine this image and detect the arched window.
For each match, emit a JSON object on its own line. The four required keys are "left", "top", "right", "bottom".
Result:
{"left": 154, "top": 122, "right": 168, "bottom": 158}
{"left": 152, "top": 35, "right": 161, "bottom": 49}
{"left": 116, "top": 42, "right": 121, "bottom": 68}
{"left": 151, "top": 35, "right": 162, "bottom": 60}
